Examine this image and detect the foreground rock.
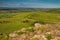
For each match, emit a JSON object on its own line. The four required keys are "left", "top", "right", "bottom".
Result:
{"left": 8, "top": 23, "right": 60, "bottom": 40}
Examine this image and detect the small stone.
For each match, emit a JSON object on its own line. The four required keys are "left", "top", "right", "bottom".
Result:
{"left": 20, "top": 28, "right": 26, "bottom": 32}
{"left": 34, "top": 23, "right": 42, "bottom": 28}
{"left": 9, "top": 33, "right": 18, "bottom": 38}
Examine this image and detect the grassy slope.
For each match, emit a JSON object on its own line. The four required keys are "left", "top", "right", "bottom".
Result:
{"left": 0, "top": 12, "right": 60, "bottom": 33}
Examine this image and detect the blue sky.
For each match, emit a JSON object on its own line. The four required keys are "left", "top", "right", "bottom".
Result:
{"left": 0, "top": 0, "right": 60, "bottom": 8}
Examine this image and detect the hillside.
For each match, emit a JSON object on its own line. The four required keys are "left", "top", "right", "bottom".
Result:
{"left": 0, "top": 10, "right": 60, "bottom": 40}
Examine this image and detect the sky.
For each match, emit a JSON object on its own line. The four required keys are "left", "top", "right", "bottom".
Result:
{"left": 0, "top": 0, "right": 60, "bottom": 8}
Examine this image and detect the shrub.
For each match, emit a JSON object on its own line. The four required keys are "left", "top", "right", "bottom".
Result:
{"left": 17, "top": 32, "right": 26, "bottom": 35}
{"left": 46, "top": 34, "right": 52, "bottom": 40}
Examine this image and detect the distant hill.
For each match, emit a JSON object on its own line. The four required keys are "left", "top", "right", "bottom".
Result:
{"left": 0, "top": 7, "right": 60, "bottom": 12}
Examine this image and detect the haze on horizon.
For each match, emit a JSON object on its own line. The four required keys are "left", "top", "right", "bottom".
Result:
{"left": 0, "top": 0, "right": 60, "bottom": 8}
